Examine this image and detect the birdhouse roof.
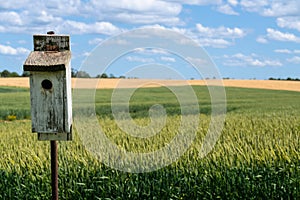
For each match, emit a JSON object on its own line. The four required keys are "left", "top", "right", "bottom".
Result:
{"left": 23, "top": 51, "right": 71, "bottom": 71}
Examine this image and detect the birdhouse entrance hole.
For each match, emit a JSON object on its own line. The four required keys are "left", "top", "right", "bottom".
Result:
{"left": 41, "top": 79, "right": 53, "bottom": 90}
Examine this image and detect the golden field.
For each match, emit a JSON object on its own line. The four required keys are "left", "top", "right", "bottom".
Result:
{"left": 0, "top": 77, "right": 300, "bottom": 92}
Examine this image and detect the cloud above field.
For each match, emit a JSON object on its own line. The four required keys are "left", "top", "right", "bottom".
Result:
{"left": 126, "top": 56, "right": 155, "bottom": 63}
{"left": 274, "top": 49, "right": 300, "bottom": 54}
{"left": 0, "top": 44, "right": 29, "bottom": 55}
{"left": 223, "top": 53, "right": 283, "bottom": 67}
{"left": 287, "top": 56, "right": 300, "bottom": 64}
{"left": 266, "top": 28, "right": 300, "bottom": 43}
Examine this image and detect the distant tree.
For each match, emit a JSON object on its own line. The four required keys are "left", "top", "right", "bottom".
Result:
{"left": 22, "top": 71, "right": 30, "bottom": 77}
{"left": 76, "top": 71, "right": 91, "bottom": 78}
{"left": 109, "top": 73, "right": 116, "bottom": 78}
{"left": 1, "top": 70, "right": 10, "bottom": 77}
{"left": 10, "top": 72, "right": 20, "bottom": 77}
{"left": 97, "top": 73, "right": 108, "bottom": 78}
{"left": 71, "top": 68, "right": 78, "bottom": 77}
{"left": 119, "top": 75, "right": 126, "bottom": 79}
{"left": 0, "top": 70, "right": 20, "bottom": 77}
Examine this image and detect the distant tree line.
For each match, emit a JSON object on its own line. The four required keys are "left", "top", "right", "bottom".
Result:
{"left": 0, "top": 69, "right": 29, "bottom": 77}
{"left": 269, "top": 77, "right": 300, "bottom": 81}
{"left": 71, "top": 68, "right": 128, "bottom": 79}
{"left": 0, "top": 68, "right": 127, "bottom": 79}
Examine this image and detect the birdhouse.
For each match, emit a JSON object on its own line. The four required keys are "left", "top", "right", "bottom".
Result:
{"left": 23, "top": 32, "right": 72, "bottom": 141}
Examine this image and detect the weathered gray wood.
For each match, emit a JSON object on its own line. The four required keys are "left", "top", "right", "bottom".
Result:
{"left": 38, "top": 132, "right": 71, "bottom": 141}
{"left": 24, "top": 33, "right": 72, "bottom": 141}
{"left": 29, "top": 69, "right": 72, "bottom": 140}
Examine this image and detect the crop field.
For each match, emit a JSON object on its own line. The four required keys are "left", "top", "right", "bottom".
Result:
{"left": 0, "top": 85, "right": 299, "bottom": 199}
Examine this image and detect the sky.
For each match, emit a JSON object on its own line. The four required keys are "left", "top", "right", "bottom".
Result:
{"left": 1, "top": 0, "right": 300, "bottom": 79}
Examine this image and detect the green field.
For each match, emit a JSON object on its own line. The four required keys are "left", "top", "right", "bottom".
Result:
{"left": 0, "top": 86, "right": 299, "bottom": 199}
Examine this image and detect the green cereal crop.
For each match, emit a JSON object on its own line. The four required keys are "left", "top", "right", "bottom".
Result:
{"left": 0, "top": 86, "right": 299, "bottom": 199}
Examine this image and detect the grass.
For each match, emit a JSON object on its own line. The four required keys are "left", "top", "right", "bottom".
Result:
{"left": 0, "top": 86, "right": 31, "bottom": 120}
{"left": 0, "top": 86, "right": 299, "bottom": 199}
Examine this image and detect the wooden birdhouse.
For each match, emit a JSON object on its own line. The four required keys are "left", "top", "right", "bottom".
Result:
{"left": 23, "top": 32, "right": 72, "bottom": 141}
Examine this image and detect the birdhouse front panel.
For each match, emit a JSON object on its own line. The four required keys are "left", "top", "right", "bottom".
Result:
{"left": 30, "top": 71, "right": 67, "bottom": 133}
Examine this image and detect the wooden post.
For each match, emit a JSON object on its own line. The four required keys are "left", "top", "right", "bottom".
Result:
{"left": 51, "top": 141, "right": 58, "bottom": 200}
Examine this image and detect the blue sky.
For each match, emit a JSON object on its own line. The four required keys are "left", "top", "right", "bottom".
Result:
{"left": 1, "top": 0, "right": 300, "bottom": 79}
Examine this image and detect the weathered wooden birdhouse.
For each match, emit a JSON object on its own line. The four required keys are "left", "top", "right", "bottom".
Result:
{"left": 23, "top": 32, "right": 72, "bottom": 141}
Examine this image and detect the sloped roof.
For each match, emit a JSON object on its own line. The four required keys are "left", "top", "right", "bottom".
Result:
{"left": 23, "top": 51, "right": 71, "bottom": 71}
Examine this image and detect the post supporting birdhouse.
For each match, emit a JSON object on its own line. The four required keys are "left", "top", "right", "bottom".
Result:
{"left": 23, "top": 31, "right": 72, "bottom": 200}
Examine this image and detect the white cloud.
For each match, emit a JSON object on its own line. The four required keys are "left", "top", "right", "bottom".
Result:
{"left": 43, "top": 0, "right": 82, "bottom": 16}
{"left": 196, "top": 24, "right": 246, "bottom": 38}
{"left": 192, "top": 24, "right": 246, "bottom": 48}
{"left": 57, "top": 21, "right": 123, "bottom": 35}
{"left": 274, "top": 49, "right": 300, "bottom": 54}
{"left": 0, "top": 10, "right": 63, "bottom": 34}
{"left": 0, "top": 0, "right": 184, "bottom": 34}
{"left": 0, "top": 44, "right": 30, "bottom": 55}
{"left": 266, "top": 28, "right": 300, "bottom": 43}
{"left": 89, "top": 0, "right": 183, "bottom": 25}
{"left": 0, "top": 11, "right": 23, "bottom": 25}
{"left": 256, "top": 36, "right": 268, "bottom": 43}
{"left": 155, "top": 24, "right": 238, "bottom": 48}
{"left": 111, "top": 13, "right": 182, "bottom": 25}
{"left": 277, "top": 17, "right": 300, "bottom": 32}
{"left": 240, "top": 0, "right": 269, "bottom": 12}
{"left": 161, "top": 56, "right": 176, "bottom": 62}
{"left": 82, "top": 52, "right": 91, "bottom": 57}
{"left": 88, "top": 38, "right": 104, "bottom": 45}
{"left": 262, "top": 1, "right": 300, "bottom": 17}
{"left": 197, "top": 38, "right": 231, "bottom": 48}
{"left": 134, "top": 48, "right": 170, "bottom": 55}
{"left": 126, "top": 56, "right": 155, "bottom": 63}
{"left": 145, "top": 24, "right": 230, "bottom": 48}
{"left": 240, "top": 0, "right": 300, "bottom": 18}
{"left": 228, "top": 0, "right": 238, "bottom": 6}
{"left": 287, "top": 56, "right": 300, "bottom": 64}
{"left": 105, "top": 39, "right": 129, "bottom": 45}
{"left": 30, "top": 11, "right": 63, "bottom": 25}
{"left": 186, "top": 56, "right": 209, "bottom": 65}
{"left": 99, "top": 0, "right": 181, "bottom": 15}
{"left": 274, "top": 49, "right": 292, "bottom": 54}
{"left": 217, "top": 4, "right": 239, "bottom": 15}
{"left": 0, "top": 1, "right": 31, "bottom": 9}
{"left": 223, "top": 53, "right": 283, "bottom": 67}
{"left": 163, "top": 0, "right": 222, "bottom": 6}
